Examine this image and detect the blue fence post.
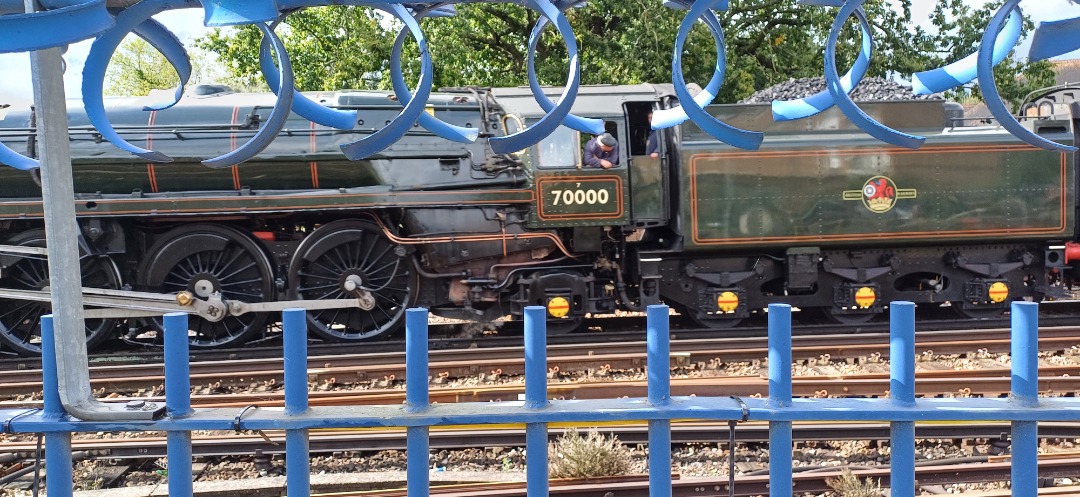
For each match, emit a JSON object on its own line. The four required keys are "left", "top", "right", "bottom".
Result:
{"left": 1011, "top": 301, "right": 1039, "bottom": 497}
{"left": 767, "top": 304, "right": 793, "bottom": 497}
{"left": 405, "top": 308, "right": 430, "bottom": 497}
{"left": 283, "top": 309, "right": 311, "bottom": 497}
{"left": 646, "top": 304, "right": 672, "bottom": 497}
{"left": 163, "top": 312, "right": 194, "bottom": 497}
{"left": 523, "top": 306, "right": 549, "bottom": 497}
{"left": 41, "top": 315, "right": 73, "bottom": 497}
{"left": 889, "top": 302, "right": 916, "bottom": 497}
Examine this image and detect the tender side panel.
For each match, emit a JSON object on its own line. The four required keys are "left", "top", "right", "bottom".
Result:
{"left": 682, "top": 143, "right": 1070, "bottom": 250}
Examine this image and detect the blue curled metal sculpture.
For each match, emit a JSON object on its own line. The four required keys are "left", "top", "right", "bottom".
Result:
{"left": 388, "top": 3, "right": 479, "bottom": 144}
{"left": 658, "top": 0, "right": 764, "bottom": 151}
{"left": 259, "top": 19, "right": 358, "bottom": 131}
{"left": 337, "top": 2, "right": 434, "bottom": 159}
{"left": 771, "top": 0, "right": 871, "bottom": 122}
{"left": 525, "top": 0, "right": 604, "bottom": 136}
{"left": 3, "top": 0, "right": 1080, "bottom": 169}
{"left": 910, "top": 6, "right": 1021, "bottom": 95}
{"left": 1030, "top": 15, "right": 1080, "bottom": 61}
{"left": 976, "top": 1, "right": 1076, "bottom": 152}
{"left": 134, "top": 17, "right": 194, "bottom": 112}
{"left": 203, "top": 23, "right": 294, "bottom": 167}
{"left": 650, "top": 0, "right": 725, "bottom": 130}
{"left": 486, "top": 0, "right": 583, "bottom": 154}
{"left": 823, "top": 0, "right": 924, "bottom": 149}
{"left": 81, "top": 0, "right": 197, "bottom": 164}
{"left": 0, "top": 0, "right": 113, "bottom": 170}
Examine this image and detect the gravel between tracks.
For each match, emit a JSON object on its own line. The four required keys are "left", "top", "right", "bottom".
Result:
{"left": 54, "top": 438, "right": 1078, "bottom": 497}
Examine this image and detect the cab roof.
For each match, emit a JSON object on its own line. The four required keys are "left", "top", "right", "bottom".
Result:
{"left": 490, "top": 84, "right": 664, "bottom": 118}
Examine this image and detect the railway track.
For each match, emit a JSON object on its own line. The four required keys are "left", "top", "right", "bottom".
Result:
{"left": 5, "top": 305, "right": 1080, "bottom": 368}
{"left": 0, "top": 323, "right": 1077, "bottom": 495}
{"left": 3, "top": 422, "right": 1078, "bottom": 460}
{"left": 304, "top": 458, "right": 1080, "bottom": 497}
{"left": 3, "top": 368, "right": 1078, "bottom": 411}
{"left": 1, "top": 326, "right": 1078, "bottom": 400}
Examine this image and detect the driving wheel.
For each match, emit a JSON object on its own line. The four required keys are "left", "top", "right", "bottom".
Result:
{"left": 288, "top": 219, "right": 416, "bottom": 341}
{"left": 137, "top": 224, "right": 275, "bottom": 348}
{"left": 0, "top": 229, "right": 122, "bottom": 356}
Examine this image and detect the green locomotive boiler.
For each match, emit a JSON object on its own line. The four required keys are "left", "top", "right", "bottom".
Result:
{"left": 0, "top": 83, "right": 1074, "bottom": 355}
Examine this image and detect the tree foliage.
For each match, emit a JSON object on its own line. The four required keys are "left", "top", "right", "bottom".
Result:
{"left": 194, "top": 0, "right": 1057, "bottom": 107}
{"left": 914, "top": 0, "right": 1055, "bottom": 106}
{"left": 104, "top": 36, "right": 181, "bottom": 96}
{"left": 197, "top": 6, "right": 393, "bottom": 91}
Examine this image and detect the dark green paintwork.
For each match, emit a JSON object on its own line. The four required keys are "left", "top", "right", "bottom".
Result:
{"left": 681, "top": 137, "right": 1072, "bottom": 251}
{"left": 629, "top": 155, "right": 665, "bottom": 222}
{"left": 0, "top": 187, "right": 534, "bottom": 219}
{"left": 0, "top": 88, "right": 492, "bottom": 199}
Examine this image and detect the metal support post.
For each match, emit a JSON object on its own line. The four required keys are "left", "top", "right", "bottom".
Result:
{"left": 284, "top": 309, "right": 311, "bottom": 497}
{"left": 164, "top": 313, "right": 193, "bottom": 497}
{"left": 1010, "top": 301, "right": 1039, "bottom": 497}
{"left": 523, "top": 306, "right": 549, "bottom": 497}
{"left": 405, "top": 308, "right": 430, "bottom": 497}
{"left": 25, "top": 0, "right": 157, "bottom": 421}
{"left": 647, "top": 304, "right": 672, "bottom": 497}
{"left": 889, "top": 302, "right": 916, "bottom": 497}
{"left": 768, "top": 304, "right": 793, "bottom": 497}
{"left": 41, "top": 315, "right": 73, "bottom": 497}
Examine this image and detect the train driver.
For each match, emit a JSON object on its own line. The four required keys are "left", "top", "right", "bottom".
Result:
{"left": 645, "top": 111, "right": 659, "bottom": 158}
{"left": 583, "top": 132, "right": 620, "bottom": 169}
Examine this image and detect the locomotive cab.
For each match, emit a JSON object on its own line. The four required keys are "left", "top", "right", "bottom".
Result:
{"left": 490, "top": 85, "right": 672, "bottom": 329}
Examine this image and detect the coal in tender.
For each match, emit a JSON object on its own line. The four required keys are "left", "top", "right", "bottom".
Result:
{"left": 740, "top": 76, "right": 945, "bottom": 103}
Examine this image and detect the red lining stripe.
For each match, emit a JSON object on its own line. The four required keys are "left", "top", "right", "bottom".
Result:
{"left": 231, "top": 106, "right": 241, "bottom": 190}
{"left": 146, "top": 110, "right": 158, "bottom": 193}
{"left": 310, "top": 121, "right": 319, "bottom": 189}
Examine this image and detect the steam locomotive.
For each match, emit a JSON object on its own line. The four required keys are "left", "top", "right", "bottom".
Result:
{"left": 0, "top": 83, "right": 1075, "bottom": 355}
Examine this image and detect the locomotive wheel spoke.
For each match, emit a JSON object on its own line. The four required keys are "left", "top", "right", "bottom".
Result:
{"left": 288, "top": 220, "right": 416, "bottom": 342}
{"left": 0, "top": 229, "right": 122, "bottom": 356}
{"left": 137, "top": 224, "right": 275, "bottom": 349}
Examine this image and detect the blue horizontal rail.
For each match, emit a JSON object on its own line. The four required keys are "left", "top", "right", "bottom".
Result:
{"left": 2, "top": 301, "right": 1078, "bottom": 497}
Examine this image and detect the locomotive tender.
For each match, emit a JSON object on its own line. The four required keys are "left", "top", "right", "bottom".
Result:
{"left": 0, "top": 83, "right": 1075, "bottom": 355}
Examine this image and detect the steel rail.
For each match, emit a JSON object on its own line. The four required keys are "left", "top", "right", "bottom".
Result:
{"left": 1, "top": 326, "right": 1078, "bottom": 400}
{"left": 3, "top": 370, "right": 1079, "bottom": 411}
{"left": 300, "top": 459, "right": 1080, "bottom": 497}
{"left": 2, "top": 421, "right": 1077, "bottom": 460}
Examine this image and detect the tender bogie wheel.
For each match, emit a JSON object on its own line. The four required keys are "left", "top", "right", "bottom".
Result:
{"left": 137, "top": 224, "right": 275, "bottom": 349}
{"left": 287, "top": 219, "right": 417, "bottom": 342}
{"left": 0, "top": 229, "right": 122, "bottom": 356}
{"left": 545, "top": 316, "right": 584, "bottom": 335}
{"left": 677, "top": 304, "right": 743, "bottom": 330}
{"left": 951, "top": 301, "right": 1008, "bottom": 320}
{"left": 822, "top": 307, "right": 877, "bottom": 325}
{"left": 690, "top": 314, "right": 744, "bottom": 329}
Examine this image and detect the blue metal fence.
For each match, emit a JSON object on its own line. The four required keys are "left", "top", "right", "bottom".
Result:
{"left": 3, "top": 301, "right": 1079, "bottom": 497}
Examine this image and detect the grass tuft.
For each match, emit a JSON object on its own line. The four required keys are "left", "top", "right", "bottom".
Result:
{"left": 548, "top": 428, "right": 633, "bottom": 479}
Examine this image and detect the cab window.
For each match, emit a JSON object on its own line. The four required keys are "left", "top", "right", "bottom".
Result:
{"left": 536, "top": 125, "right": 580, "bottom": 169}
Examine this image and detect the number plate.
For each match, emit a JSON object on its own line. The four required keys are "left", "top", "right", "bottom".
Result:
{"left": 536, "top": 176, "right": 624, "bottom": 220}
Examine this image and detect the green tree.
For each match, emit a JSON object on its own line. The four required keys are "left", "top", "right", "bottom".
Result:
{"left": 915, "top": 0, "right": 1055, "bottom": 107}
{"left": 104, "top": 36, "right": 182, "bottom": 96}
{"left": 197, "top": 6, "right": 394, "bottom": 91}
{"left": 103, "top": 37, "right": 242, "bottom": 96}
{"left": 195, "top": 0, "right": 1055, "bottom": 106}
